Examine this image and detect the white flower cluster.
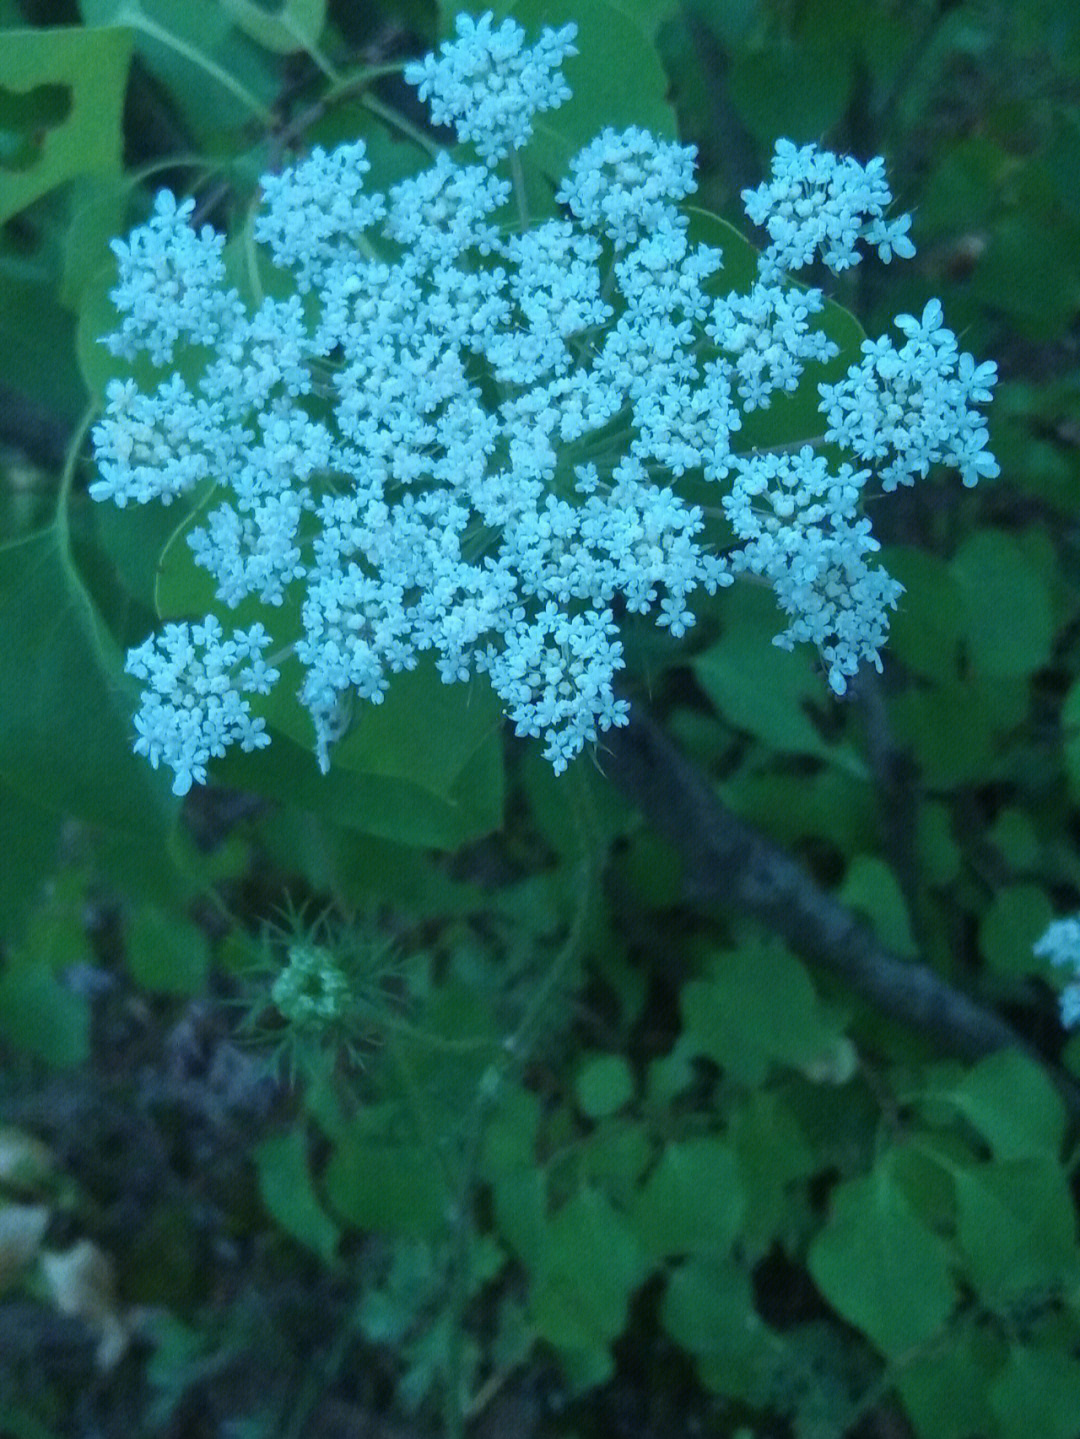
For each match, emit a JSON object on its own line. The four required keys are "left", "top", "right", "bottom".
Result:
{"left": 741, "top": 138, "right": 916, "bottom": 277}
{"left": 819, "top": 300, "right": 1000, "bottom": 491}
{"left": 1034, "top": 917, "right": 1080, "bottom": 1029}
{"left": 124, "top": 618, "right": 278, "bottom": 796}
{"left": 90, "top": 12, "right": 998, "bottom": 796}
{"left": 723, "top": 447, "right": 901, "bottom": 694}
{"left": 403, "top": 10, "right": 577, "bottom": 164}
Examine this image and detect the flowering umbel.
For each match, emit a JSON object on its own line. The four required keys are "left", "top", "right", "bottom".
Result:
{"left": 90, "top": 12, "right": 998, "bottom": 797}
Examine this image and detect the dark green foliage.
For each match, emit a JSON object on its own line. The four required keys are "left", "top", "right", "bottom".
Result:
{"left": 4, "top": 2, "right": 1080, "bottom": 1437}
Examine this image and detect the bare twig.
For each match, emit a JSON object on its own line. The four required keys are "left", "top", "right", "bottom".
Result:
{"left": 600, "top": 706, "right": 1036, "bottom": 1065}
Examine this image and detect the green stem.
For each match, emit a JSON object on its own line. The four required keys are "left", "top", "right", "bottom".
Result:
{"left": 442, "top": 762, "right": 601, "bottom": 1438}
{"left": 126, "top": 11, "right": 275, "bottom": 126}
{"left": 323, "top": 60, "right": 410, "bottom": 105}
{"left": 360, "top": 92, "right": 442, "bottom": 159}
{"left": 509, "top": 150, "right": 529, "bottom": 232}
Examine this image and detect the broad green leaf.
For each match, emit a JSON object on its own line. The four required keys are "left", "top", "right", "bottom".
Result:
{"left": 79, "top": 0, "right": 279, "bottom": 138}
{"left": 682, "top": 942, "right": 851, "bottom": 1087}
{"left": 0, "top": 27, "right": 132, "bottom": 224}
{"left": 951, "top": 529, "right": 1054, "bottom": 678}
{"left": 895, "top": 1325, "right": 1000, "bottom": 1439}
{"left": 917, "top": 801, "right": 962, "bottom": 886}
{"left": 480, "top": 1080, "right": 542, "bottom": 1179}
{"left": 220, "top": 0, "right": 327, "bottom": 54}
{"left": 971, "top": 214, "right": 1080, "bottom": 339}
{"left": 61, "top": 175, "right": 128, "bottom": 310}
{"left": 660, "top": 1255, "right": 776, "bottom": 1405}
{"left": 0, "top": 952, "right": 90, "bottom": 1067}
{"left": 726, "top": 30, "right": 853, "bottom": 145}
{"left": 979, "top": 884, "right": 1055, "bottom": 980}
{"left": 256, "top": 1127, "right": 340, "bottom": 1265}
{"left": 325, "top": 1114, "right": 448, "bottom": 1240}
{"left": 202, "top": 711, "right": 504, "bottom": 848}
{"left": 575, "top": 1054, "right": 634, "bottom": 1119}
{"left": 948, "top": 1048, "right": 1066, "bottom": 1163}
{"left": 578, "top": 1119, "right": 652, "bottom": 1206}
{"left": 729, "top": 1090, "right": 816, "bottom": 1259}
{"left": 719, "top": 764, "right": 878, "bottom": 859}
{"left": 989, "top": 1344, "right": 1080, "bottom": 1439}
{"left": 1063, "top": 672, "right": 1080, "bottom": 804}
{"left": 890, "top": 676, "right": 1030, "bottom": 787}
{"left": 492, "top": 1167, "right": 548, "bottom": 1272}
{"left": 985, "top": 807, "right": 1041, "bottom": 871}
{"left": 952, "top": 1158, "right": 1079, "bottom": 1305}
{"left": 837, "top": 855, "right": 918, "bottom": 958}
{"left": 0, "top": 523, "right": 179, "bottom": 834}
{"left": 808, "top": 1160, "right": 957, "bottom": 1358}
{"left": 125, "top": 905, "right": 210, "bottom": 995}
{"left": 627, "top": 1138, "right": 745, "bottom": 1259}
{"left": 0, "top": 272, "right": 87, "bottom": 426}
{"left": 0, "top": 784, "right": 60, "bottom": 940}
{"left": 883, "top": 546, "right": 965, "bottom": 684}
{"left": 693, "top": 584, "right": 838, "bottom": 761}
{"left": 531, "top": 1187, "right": 649, "bottom": 1355}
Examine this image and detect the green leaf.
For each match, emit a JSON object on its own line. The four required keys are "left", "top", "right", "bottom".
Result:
{"left": 531, "top": 1187, "right": 649, "bottom": 1356}
{"left": 0, "top": 784, "right": 60, "bottom": 941}
{"left": 895, "top": 1324, "right": 1000, "bottom": 1439}
{"left": 979, "top": 884, "right": 1055, "bottom": 980}
{"left": 154, "top": 506, "right": 505, "bottom": 844}
{"left": 1062, "top": 673, "right": 1080, "bottom": 805}
{"left": 0, "top": 270, "right": 87, "bottom": 426}
{"left": 682, "top": 942, "right": 852, "bottom": 1087}
{"left": 0, "top": 952, "right": 90, "bottom": 1067}
{"left": 325, "top": 1113, "right": 448, "bottom": 1239}
{"left": 660, "top": 1255, "right": 776, "bottom": 1405}
{"left": 971, "top": 214, "right": 1080, "bottom": 338}
{"left": 891, "top": 676, "right": 1030, "bottom": 787}
{"left": 948, "top": 1049, "right": 1066, "bottom": 1162}
{"left": 256, "top": 1127, "right": 340, "bottom": 1265}
{"left": 837, "top": 855, "right": 918, "bottom": 958}
{"left": 0, "top": 27, "right": 132, "bottom": 224}
{"left": 808, "top": 1159, "right": 957, "bottom": 1358}
{"left": 693, "top": 584, "right": 838, "bottom": 761}
{"left": 125, "top": 905, "right": 210, "bottom": 995}
{"left": 989, "top": 1344, "right": 1080, "bottom": 1439}
{"left": 950, "top": 529, "right": 1054, "bottom": 678}
{"left": 952, "top": 1158, "right": 1079, "bottom": 1305}
{"left": 217, "top": 713, "right": 503, "bottom": 848}
{"left": 480, "top": 1080, "right": 541, "bottom": 1179}
{"left": 883, "top": 546, "right": 965, "bottom": 685}
{"left": 575, "top": 1054, "right": 634, "bottom": 1119}
{"left": 0, "top": 524, "right": 179, "bottom": 834}
{"left": 726, "top": 31, "right": 853, "bottom": 145}
{"left": 492, "top": 1167, "right": 548, "bottom": 1272}
{"left": 219, "top": 0, "right": 327, "bottom": 54}
{"left": 79, "top": 0, "right": 278, "bottom": 137}
{"left": 627, "top": 1138, "right": 745, "bottom": 1260}
{"left": 730, "top": 1090, "right": 815, "bottom": 1259}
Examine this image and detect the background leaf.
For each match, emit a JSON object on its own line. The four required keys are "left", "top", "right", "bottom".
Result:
{"left": 809, "top": 1160, "right": 957, "bottom": 1359}
{"left": 0, "top": 26, "right": 132, "bottom": 224}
